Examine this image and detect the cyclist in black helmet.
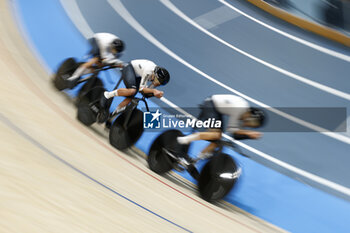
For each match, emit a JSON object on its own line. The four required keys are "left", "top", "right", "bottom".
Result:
{"left": 99, "top": 59, "right": 170, "bottom": 123}
{"left": 177, "top": 94, "right": 265, "bottom": 162}
{"left": 67, "top": 32, "right": 125, "bottom": 88}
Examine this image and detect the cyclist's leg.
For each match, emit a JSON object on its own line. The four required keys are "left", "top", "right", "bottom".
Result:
{"left": 66, "top": 57, "right": 98, "bottom": 89}
{"left": 68, "top": 37, "right": 100, "bottom": 82}
{"left": 177, "top": 130, "right": 221, "bottom": 144}
{"left": 201, "top": 142, "right": 219, "bottom": 154}
{"left": 198, "top": 130, "right": 222, "bottom": 141}
{"left": 113, "top": 97, "right": 132, "bottom": 114}
{"left": 104, "top": 97, "right": 133, "bottom": 128}
{"left": 104, "top": 63, "right": 138, "bottom": 98}
{"left": 197, "top": 130, "right": 222, "bottom": 160}
{"left": 177, "top": 98, "right": 223, "bottom": 145}
{"left": 107, "top": 88, "right": 136, "bottom": 97}
{"left": 100, "top": 64, "right": 138, "bottom": 124}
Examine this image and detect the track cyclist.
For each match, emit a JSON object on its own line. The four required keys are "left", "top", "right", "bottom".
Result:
{"left": 177, "top": 94, "right": 266, "bottom": 163}
{"left": 66, "top": 32, "right": 125, "bottom": 88}
{"left": 98, "top": 59, "right": 170, "bottom": 125}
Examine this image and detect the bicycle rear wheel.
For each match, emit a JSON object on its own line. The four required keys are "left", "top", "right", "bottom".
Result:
{"left": 53, "top": 58, "right": 81, "bottom": 90}
{"left": 76, "top": 78, "right": 105, "bottom": 126}
{"left": 77, "top": 99, "right": 97, "bottom": 126}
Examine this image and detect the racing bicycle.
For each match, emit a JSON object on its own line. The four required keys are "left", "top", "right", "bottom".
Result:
{"left": 147, "top": 129, "right": 244, "bottom": 202}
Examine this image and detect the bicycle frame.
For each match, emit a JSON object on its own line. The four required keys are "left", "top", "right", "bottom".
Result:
{"left": 76, "top": 66, "right": 114, "bottom": 85}
{"left": 215, "top": 139, "right": 250, "bottom": 158}
{"left": 109, "top": 95, "right": 150, "bottom": 129}
{"left": 76, "top": 64, "right": 153, "bottom": 129}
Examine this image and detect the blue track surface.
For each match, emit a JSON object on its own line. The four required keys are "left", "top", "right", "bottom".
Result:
{"left": 13, "top": 0, "right": 350, "bottom": 232}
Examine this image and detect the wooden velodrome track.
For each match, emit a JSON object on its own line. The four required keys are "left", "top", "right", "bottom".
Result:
{"left": 0, "top": 1, "right": 285, "bottom": 232}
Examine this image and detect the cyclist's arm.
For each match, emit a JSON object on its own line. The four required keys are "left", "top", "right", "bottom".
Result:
{"left": 140, "top": 87, "right": 163, "bottom": 98}
{"left": 96, "top": 33, "right": 119, "bottom": 65}
{"left": 140, "top": 87, "right": 154, "bottom": 94}
{"left": 99, "top": 45, "right": 122, "bottom": 66}
{"left": 225, "top": 109, "right": 261, "bottom": 140}
{"left": 100, "top": 52, "right": 123, "bottom": 66}
{"left": 232, "top": 129, "right": 261, "bottom": 140}
{"left": 106, "top": 58, "right": 123, "bottom": 67}
{"left": 98, "top": 41, "right": 111, "bottom": 63}
{"left": 139, "top": 78, "right": 147, "bottom": 93}
{"left": 139, "top": 63, "right": 157, "bottom": 91}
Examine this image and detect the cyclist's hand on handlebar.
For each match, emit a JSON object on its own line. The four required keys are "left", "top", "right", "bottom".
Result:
{"left": 153, "top": 90, "right": 164, "bottom": 98}
{"left": 142, "top": 93, "right": 154, "bottom": 98}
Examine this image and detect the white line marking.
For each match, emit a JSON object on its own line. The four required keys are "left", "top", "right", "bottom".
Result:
{"left": 60, "top": 0, "right": 93, "bottom": 38}
{"left": 161, "top": 0, "right": 350, "bottom": 101}
{"left": 219, "top": 0, "right": 350, "bottom": 62}
{"left": 61, "top": 0, "right": 350, "bottom": 196}
{"left": 107, "top": 0, "right": 350, "bottom": 144}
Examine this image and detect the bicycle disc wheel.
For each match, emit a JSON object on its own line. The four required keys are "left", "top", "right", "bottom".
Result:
{"left": 77, "top": 99, "right": 97, "bottom": 126}
{"left": 53, "top": 58, "right": 80, "bottom": 91}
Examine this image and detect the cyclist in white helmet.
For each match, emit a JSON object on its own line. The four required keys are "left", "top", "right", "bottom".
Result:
{"left": 98, "top": 59, "right": 170, "bottom": 124}
{"left": 177, "top": 94, "right": 266, "bottom": 161}
{"left": 66, "top": 32, "right": 125, "bottom": 88}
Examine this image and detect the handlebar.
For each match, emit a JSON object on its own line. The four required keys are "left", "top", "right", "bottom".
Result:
{"left": 141, "top": 92, "right": 154, "bottom": 98}
{"left": 132, "top": 93, "right": 152, "bottom": 112}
